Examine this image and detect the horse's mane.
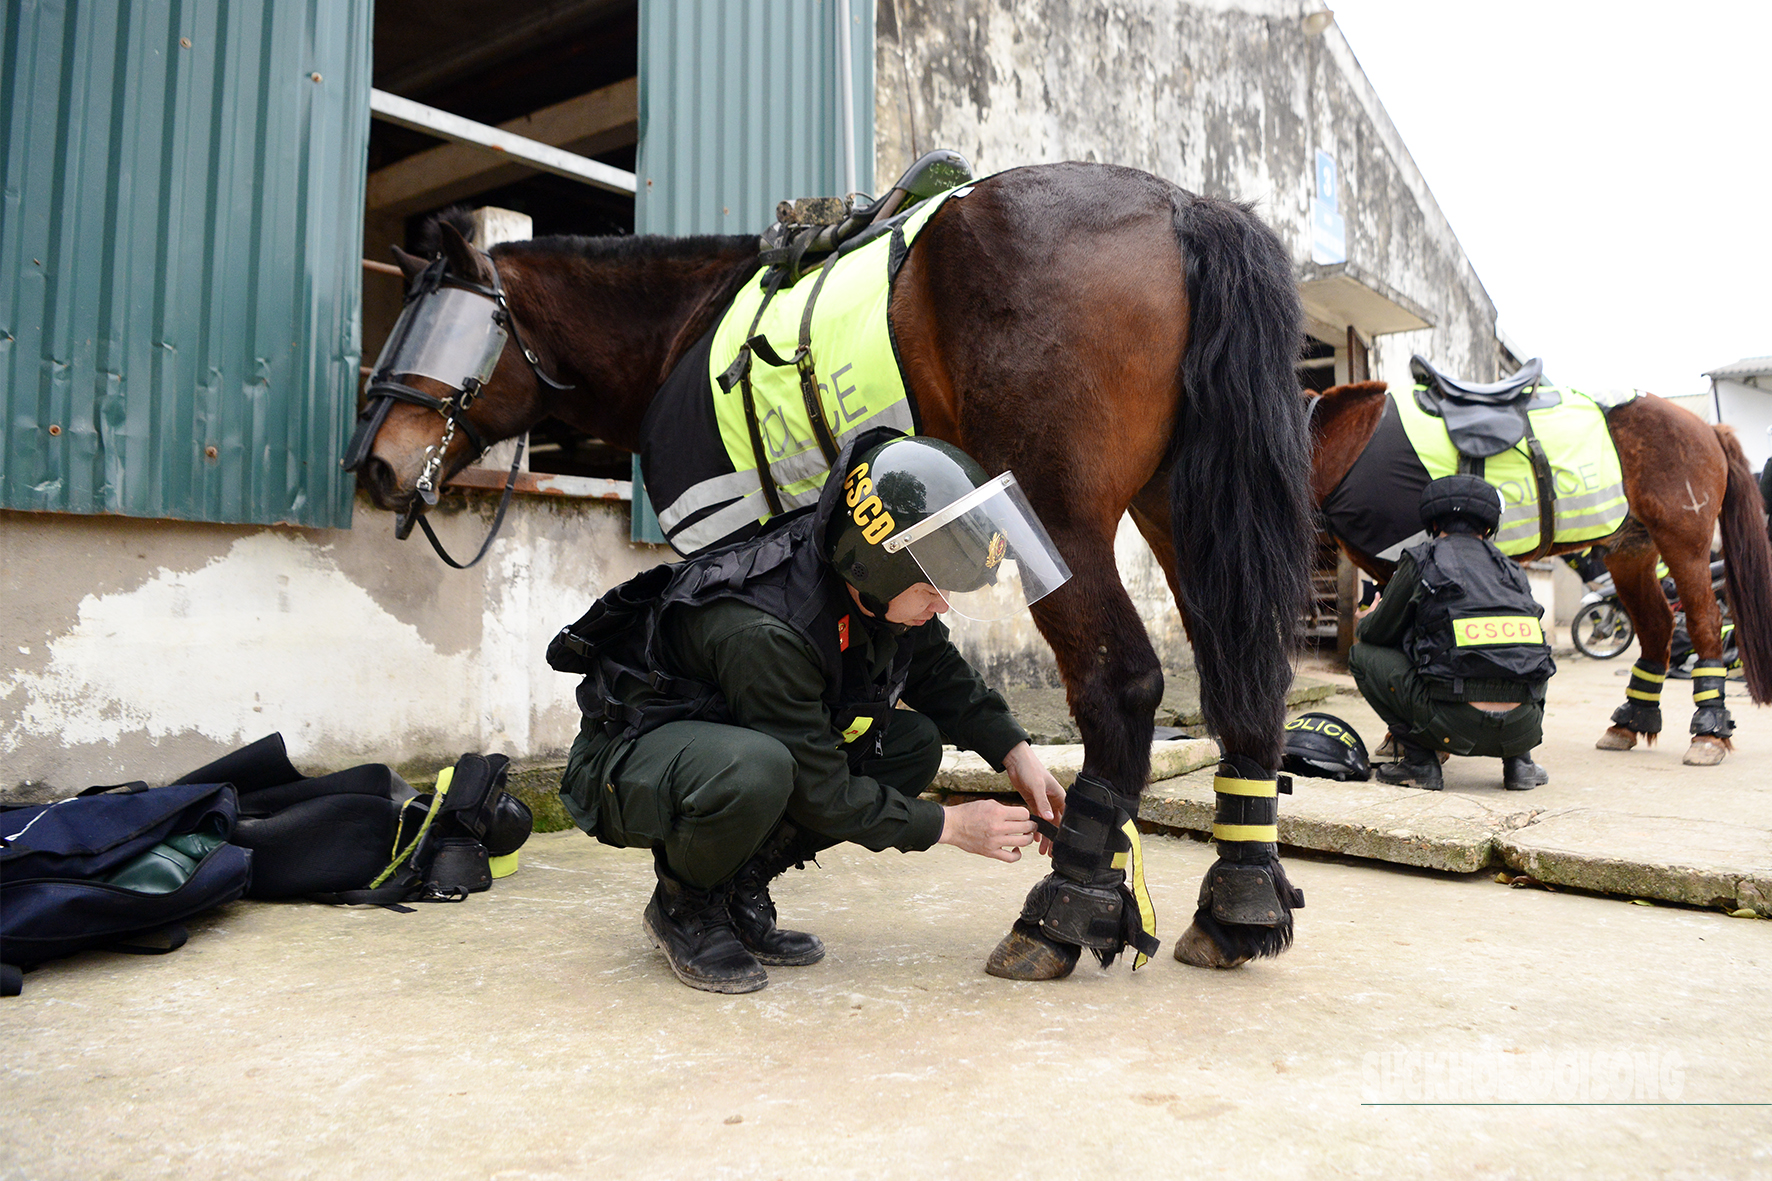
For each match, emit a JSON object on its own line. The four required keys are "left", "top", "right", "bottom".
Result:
{"left": 412, "top": 206, "right": 757, "bottom": 264}
{"left": 510, "top": 232, "right": 760, "bottom": 261}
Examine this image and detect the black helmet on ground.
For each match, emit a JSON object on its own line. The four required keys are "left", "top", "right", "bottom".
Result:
{"left": 1281, "top": 712, "right": 1372, "bottom": 782}
{"left": 1419, "top": 474, "right": 1503, "bottom": 537}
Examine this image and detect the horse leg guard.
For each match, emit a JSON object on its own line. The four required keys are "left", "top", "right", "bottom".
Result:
{"left": 1685, "top": 666, "right": 1734, "bottom": 765}
{"left": 985, "top": 774, "right": 1160, "bottom": 981}
{"left": 1175, "top": 755, "right": 1304, "bottom": 970}
{"left": 1601, "top": 660, "right": 1665, "bottom": 750}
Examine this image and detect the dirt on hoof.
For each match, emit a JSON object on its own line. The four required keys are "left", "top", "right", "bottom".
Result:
{"left": 1683, "top": 737, "right": 1729, "bottom": 766}
{"left": 1171, "top": 922, "right": 1251, "bottom": 970}
{"left": 984, "top": 923, "right": 1080, "bottom": 981}
{"left": 1595, "top": 726, "right": 1640, "bottom": 751}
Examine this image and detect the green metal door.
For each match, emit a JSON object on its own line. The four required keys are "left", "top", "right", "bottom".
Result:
{"left": 630, "top": 0, "right": 874, "bottom": 542}
{"left": 1, "top": 0, "right": 372, "bottom": 527}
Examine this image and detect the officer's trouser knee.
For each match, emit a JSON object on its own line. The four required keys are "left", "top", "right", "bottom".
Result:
{"left": 1348, "top": 642, "right": 1426, "bottom": 738}
{"left": 603, "top": 721, "right": 797, "bottom": 890}
{"left": 857, "top": 710, "right": 943, "bottom": 798}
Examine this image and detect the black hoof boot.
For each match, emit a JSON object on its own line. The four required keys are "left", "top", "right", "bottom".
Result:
{"left": 643, "top": 855, "right": 767, "bottom": 994}
{"left": 1501, "top": 754, "right": 1549, "bottom": 791}
{"left": 1376, "top": 739, "right": 1444, "bottom": 791}
{"left": 728, "top": 824, "right": 825, "bottom": 967}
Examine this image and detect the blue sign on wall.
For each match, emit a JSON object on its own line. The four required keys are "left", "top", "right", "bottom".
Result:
{"left": 1312, "top": 148, "right": 1347, "bottom": 266}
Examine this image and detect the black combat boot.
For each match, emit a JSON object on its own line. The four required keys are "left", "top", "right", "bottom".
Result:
{"left": 727, "top": 824, "right": 825, "bottom": 966}
{"left": 642, "top": 850, "right": 768, "bottom": 994}
{"left": 1375, "top": 737, "right": 1444, "bottom": 791}
{"left": 1502, "top": 754, "right": 1550, "bottom": 791}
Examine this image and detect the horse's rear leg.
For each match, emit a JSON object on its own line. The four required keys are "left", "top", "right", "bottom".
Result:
{"left": 984, "top": 528, "right": 1165, "bottom": 981}
{"left": 1662, "top": 545, "right": 1735, "bottom": 765}
{"left": 1597, "top": 536, "right": 1676, "bottom": 751}
{"left": 1131, "top": 472, "right": 1306, "bottom": 971}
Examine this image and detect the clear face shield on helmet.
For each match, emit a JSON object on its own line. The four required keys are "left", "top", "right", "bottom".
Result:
{"left": 881, "top": 472, "right": 1071, "bottom": 620}
{"left": 370, "top": 285, "right": 508, "bottom": 392}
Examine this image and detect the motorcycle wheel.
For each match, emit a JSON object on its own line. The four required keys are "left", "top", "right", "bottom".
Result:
{"left": 1572, "top": 601, "right": 1634, "bottom": 659}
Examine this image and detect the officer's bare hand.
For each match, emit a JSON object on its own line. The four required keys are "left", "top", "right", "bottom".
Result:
{"left": 937, "top": 800, "right": 1037, "bottom": 863}
{"left": 1001, "top": 741, "right": 1064, "bottom": 855}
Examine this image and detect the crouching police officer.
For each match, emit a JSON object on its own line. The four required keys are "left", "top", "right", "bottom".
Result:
{"left": 1348, "top": 475, "right": 1556, "bottom": 792}
{"left": 549, "top": 430, "right": 1071, "bottom": 993}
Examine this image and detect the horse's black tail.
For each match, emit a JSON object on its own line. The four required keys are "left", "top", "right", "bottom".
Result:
{"left": 1169, "top": 194, "right": 1312, "bottom": 767}
{"left": 1715, "top": 424, "right": 1772, "bottom": 703}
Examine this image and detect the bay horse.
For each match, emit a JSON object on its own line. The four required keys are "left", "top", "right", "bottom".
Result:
{"left": 354, "top": 162, "right": 1316, "bottom": 973}
{"left": 1307, "top": 380, "right": 1772, "bottom": 765}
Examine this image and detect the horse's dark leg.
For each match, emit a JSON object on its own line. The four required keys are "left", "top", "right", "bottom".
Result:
{"left": 982, "top": 521, "right": 1167, "bottom": 981}
{"left": 1596, "top": 525, "right": 1674, "bottom": 751}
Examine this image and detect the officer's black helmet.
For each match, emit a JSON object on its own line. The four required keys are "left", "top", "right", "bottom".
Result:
{"left": 1419, "top": 474, "right": 1503, "bottom": 537}
{"left": 828, "top": 436, "right": 994, "bottom": 612}
{"left": 1281, "top": 712, "right": 1372, "bottom": 782}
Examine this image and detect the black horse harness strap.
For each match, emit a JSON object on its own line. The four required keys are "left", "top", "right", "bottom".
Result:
{"left": 351, "top": 252, "right": 572, "bottom": 570}
{"left": 408, "top": 434, "right": 528, "bottom": 570}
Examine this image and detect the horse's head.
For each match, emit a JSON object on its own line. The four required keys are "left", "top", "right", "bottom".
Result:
{"left": 347, "top": 220, "right": 563, "bottom": 518}
{"left": 1306, "top": 380, "right": 1388, "bottom": 506}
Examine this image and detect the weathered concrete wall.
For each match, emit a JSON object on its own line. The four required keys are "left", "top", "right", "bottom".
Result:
{"left": 2, "top": 493, "right": 1174, "bottom": 797}
{"left": 875, "top": 0, "right": 1505, "bottom": 385}
{"left": 0, "top": 496, "right": 665, "bottom": 798}
{"left": 873, "top": 0, "right": 1513, "bottom": 687}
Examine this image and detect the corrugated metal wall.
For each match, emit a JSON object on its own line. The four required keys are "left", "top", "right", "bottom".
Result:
{"left": 636, "top": 0, "right": 874, "bottom": 234}
{"left": 630, "top": 0, "right": 873, "bottom": 541}
{"left": 0, "top": 0, "right": 371, "bottom": 528}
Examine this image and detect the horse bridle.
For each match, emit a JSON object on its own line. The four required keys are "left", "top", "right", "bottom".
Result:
{"left": 342, "top": 252, "right": 573, "bottom": 568}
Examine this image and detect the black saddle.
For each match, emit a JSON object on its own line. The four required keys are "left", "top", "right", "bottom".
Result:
{"left": 758, "top": 149, "right": 973, "bottom": 284}
{"left": 1410, "top": 354, "right": 1561, "bottom": 458}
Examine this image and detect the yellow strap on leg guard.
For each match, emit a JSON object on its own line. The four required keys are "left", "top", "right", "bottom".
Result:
{"left": 1119, "top": 819, "right": 1157, "bottom": 970}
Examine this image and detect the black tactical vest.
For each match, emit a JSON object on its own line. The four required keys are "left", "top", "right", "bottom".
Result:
{"left": 1403, "top": 534, "right": 1556, "bottom": 696}
{"left": 546, "top": 510, "right": 913, "bottom": 760}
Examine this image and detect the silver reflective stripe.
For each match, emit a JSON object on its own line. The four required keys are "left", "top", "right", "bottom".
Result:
{"left": 668, "top": 491, "right": 768, "bottom": 551}
{"left": 668, "top": 481, "right": 825, "bottom": 552}
{"left": 656, "top": 407, "right": 914, "bottom": 535}
{"left": 1377, "top": 529, "right": 1429, "bottom": 562}
{"left": 656, "top": 469, "right": 758, "bottom": 532}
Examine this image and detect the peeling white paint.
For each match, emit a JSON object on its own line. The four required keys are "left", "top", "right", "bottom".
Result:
{"left": 0, "top": 532, "right": 475, "bottom": 762}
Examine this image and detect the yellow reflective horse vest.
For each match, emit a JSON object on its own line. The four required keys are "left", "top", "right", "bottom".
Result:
{"left": 1392, "top": 387, "right": 1627, "bottom": 556}
{"left": 640, "top": 189, "right": 963, "bottom": 556}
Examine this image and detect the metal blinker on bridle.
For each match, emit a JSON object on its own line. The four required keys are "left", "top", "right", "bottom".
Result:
{"left": 342, "top": 251, "right": 573, "bottom": 568}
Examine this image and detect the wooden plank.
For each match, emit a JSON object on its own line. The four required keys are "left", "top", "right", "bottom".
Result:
{"left": 368, "top": 89, "right": 636, "bottom": 204}
{"left": 367, "top": 79, "right": 637, "bottom": 214}
{"left": 444, "top": 467, "right": 632, "bottom": 501}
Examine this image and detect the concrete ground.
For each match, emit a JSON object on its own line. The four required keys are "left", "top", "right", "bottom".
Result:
{"left": 4, "top": 650, "right": 1770, "bottom": 1179}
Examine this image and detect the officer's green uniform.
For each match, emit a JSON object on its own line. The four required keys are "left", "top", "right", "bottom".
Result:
{"left": 1348, "top": 550, "right": 1545, "bottom": 758}
{"left": 559, "top": 598, "right": 1028, "bottom": 890}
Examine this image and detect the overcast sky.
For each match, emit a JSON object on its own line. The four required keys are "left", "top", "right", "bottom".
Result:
{"left": 1328, "top": 1, "right": 1770, "bottom": 398}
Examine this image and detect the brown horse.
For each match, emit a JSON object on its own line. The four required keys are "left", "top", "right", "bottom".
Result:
{"left": 1308, "top": 381, "right": 1772, "bottom": 765}
{"left": 353, "top": 163, "right": 1316, "bottom": 972}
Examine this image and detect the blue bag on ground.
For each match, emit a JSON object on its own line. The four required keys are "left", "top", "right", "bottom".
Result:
{"left": 1, "top": 782, "right": 252, "bottom": 994}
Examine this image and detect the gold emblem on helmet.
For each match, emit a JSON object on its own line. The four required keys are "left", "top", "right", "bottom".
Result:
{"left": 984, "top": 531, "right": 1008, "bottom": 569}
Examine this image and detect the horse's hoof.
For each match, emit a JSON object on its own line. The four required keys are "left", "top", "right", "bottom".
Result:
{"left": 985, "top": 923, "right": 1081, "bottom": 981}
{"left": 1683, "top": 737, "right": 1729, "bottom": 766}
{"left": 1172, "top": 922, "right": 1251, "bottom": 970}
{"left": 1596, "top": 726, "right": 1639, "bottom": 751}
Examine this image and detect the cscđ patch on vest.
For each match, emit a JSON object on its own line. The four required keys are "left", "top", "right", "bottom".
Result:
{"left": 639, "top": 188, "right": 968, "bottom": 556}
{"left": 1322, "top": 387, "right": 1628, "bottom": 563}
